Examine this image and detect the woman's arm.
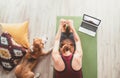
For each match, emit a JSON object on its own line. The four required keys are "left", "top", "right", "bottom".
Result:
{"left": 52, "top": 19, "right": 66, "bottom": 56}
{"left": 68, "top": 20, "right": 83, "bottom": 69}
{"left": 68, "top": 20, "right": 83, "bottom": 56}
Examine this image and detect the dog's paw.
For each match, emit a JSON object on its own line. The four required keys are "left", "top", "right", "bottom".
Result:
{"left": 34, "top": 73, "right": 40, "bottom": 78}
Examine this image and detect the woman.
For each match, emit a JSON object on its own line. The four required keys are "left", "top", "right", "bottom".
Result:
{"left": 52, "top": 19, "right": 83, "bottom": 78}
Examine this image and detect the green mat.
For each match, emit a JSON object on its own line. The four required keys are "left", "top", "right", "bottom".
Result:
{"left": 56, "top": 16, "right": 97, "bottom": 78}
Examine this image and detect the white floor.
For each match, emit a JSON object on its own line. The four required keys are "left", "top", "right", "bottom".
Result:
{"left": 0, "top": 0, "right": 120, "bottom": 78}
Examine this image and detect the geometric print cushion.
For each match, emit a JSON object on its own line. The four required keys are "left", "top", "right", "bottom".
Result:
{"left": 0, "top": 32, "right": 26, "bottom": 71}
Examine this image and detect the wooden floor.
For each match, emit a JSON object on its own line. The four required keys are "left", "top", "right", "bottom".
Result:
{"left": 0, "top": 0, "right": 120, "bottom": 78}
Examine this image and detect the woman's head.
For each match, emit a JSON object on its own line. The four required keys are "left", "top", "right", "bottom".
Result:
{"left": 60, "top": 39, "right": 75, "bottom": 54}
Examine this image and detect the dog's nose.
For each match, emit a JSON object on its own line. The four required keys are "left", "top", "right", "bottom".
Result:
{"left": 34, "top": 44, "right": 39, "bottom": 48}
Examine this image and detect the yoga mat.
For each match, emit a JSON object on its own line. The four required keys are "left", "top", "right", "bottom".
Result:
{"left": 56, "top": 16, "right": 97, "bottom": 78}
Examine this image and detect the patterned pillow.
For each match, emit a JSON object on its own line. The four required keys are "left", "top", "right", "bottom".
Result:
{"left": 0, "top": 32, "right": 26, "bottom": 71}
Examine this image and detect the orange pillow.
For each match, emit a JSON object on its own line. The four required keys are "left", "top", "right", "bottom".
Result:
{"left": 0, "top": 21, "right": 30, "bottom": 48}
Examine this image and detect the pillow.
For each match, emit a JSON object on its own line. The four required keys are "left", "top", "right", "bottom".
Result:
{"left": 0, "top": 32, "right": 26, "bottom": 71}
{"left": 0, "top": 21, "right": 30, "bottom": 48}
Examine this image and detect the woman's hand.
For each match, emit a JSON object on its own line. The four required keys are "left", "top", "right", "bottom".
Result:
{"left": 66, "top": 20, "right": 74, "bottom": 32}
{"left": 59, "top": 19, "right": 67, "bottom": 32}
{"left": 59, "top": 19, "right": 74, "bottom": 32}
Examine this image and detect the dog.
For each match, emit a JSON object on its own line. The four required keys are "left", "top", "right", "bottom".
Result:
{"left": 15, "top": 38, "right": 51, "bottom": 78}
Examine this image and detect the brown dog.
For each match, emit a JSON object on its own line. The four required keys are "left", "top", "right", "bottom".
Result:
{"left": 15, "top": 38, "right": 50, "bottom": 78}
